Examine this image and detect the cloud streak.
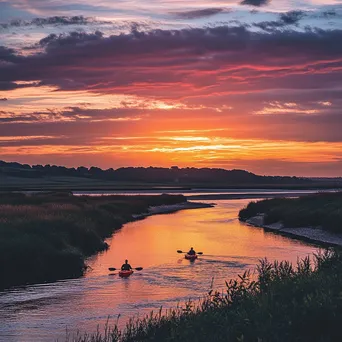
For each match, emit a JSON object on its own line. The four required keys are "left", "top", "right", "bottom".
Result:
{"left": 240, "top": 0, "right": 270, "bottom": 7}
{"left": 170, "top": 8, "right": 228, "bottom": 19}
{"left": 254, "top": 10, "right": 306, "bottom": 30}
{"left": 0, "top": 16, "right": 109, "bottom": 29}
{"left": 1, "top": 26, "right": 342, "bottom": 98}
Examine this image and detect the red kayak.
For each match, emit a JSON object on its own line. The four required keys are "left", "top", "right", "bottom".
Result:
{"left": 119, "top": 270, "right": 134, "bottom": 277}
{"left": 185, "top": 253, "right": 198, "bottom": 261}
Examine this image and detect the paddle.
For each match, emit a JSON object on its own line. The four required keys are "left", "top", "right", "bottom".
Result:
{"left": 108, "top": 267, "right": 143, "bottom": 271}
{"left": 177, "top": 250, "right": 203, "bottom": 255}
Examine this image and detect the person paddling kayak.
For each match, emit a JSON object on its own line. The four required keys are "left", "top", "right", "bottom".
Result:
{"left": 187, "top": 247, "right": 196, "bottom": 255}
{"left": 185, "top": 247, "right": 198, "bottom": 261}
{"left": 121, "top": 260, "right": 132, "bottom": 271}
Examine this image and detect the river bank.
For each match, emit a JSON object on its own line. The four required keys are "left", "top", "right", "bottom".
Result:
{"left": 0, "top": 193, "right": 206, "bottom": 290}
{"left": 244, "top": 214, "right": 342, "bottom": 248}
{"left": 132, "top": 201, "right": 214, "bottom": 218}
{"left": 238, "top": 192, "right": 342, "bottom": 248}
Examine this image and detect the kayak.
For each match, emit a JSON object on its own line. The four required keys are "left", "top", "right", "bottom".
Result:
{"left": 119, "top": 270, "right": 134, "bottom": 277}
{"left": 185, "top": 253, "right": 198, "bottom": 261}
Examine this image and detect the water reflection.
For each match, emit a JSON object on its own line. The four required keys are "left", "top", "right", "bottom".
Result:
{"left": 0, "top": 199, "right": 318, "bottom": 342}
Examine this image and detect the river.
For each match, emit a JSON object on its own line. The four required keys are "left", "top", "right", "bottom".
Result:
{"left": 0, "top": 196, "right": 319, "bottom": 342}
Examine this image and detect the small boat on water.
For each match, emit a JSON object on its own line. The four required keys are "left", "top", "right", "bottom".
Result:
{"left": 185, "top": 253, "right": 198, "bottom": 261}
{"left": 119, "top": 270, "right": 134, "bottom": 277}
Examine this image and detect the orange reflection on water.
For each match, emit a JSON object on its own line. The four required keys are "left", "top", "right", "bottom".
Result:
{"left": 85, "top": 199, "right": 318, "bottom": 313}
{"left": 0, "top": 199, "right": 318, "bottom": 342}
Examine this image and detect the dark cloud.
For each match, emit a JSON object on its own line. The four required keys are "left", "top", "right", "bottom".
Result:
{"left": 0, "top": 46, "right": 19, "bottom": 63}
{"left": 0, "top": 82, "right": 19, "bottom": 91}
{"left": 315, "top": 9, "right": 342, "bottom": 20}
{"left": 0, "top": 98, "right": 8, "bottom": 101}
{"left": 240, "top": 0, "right": 269, "bottom": 7}
{"left": 0, "top": 16, "right": 108, "bottom": 29}
{"left": 0, "top": 80, "right": 40, "bottom": 91}
{"left": 61, "top": 106, "right": 145, "bottom": 121}
{"left": 170, "top": 8, "right": 227, "bottom": 19}
{"left": 0, "top": 114, "right": 36, "bottom": 123}
{"left": 321, "top": 10, "right": 337, "bottom": 18}
{"left": 38, "top": 31, "right": 103, "bottom": 47}
{"left": 255, "top": 10, "right": 306, "bottom": 31}
{"left": 0, "top": 106, "right": 146, "bottom": 123}
{"left": 254, "top": 21, "right": 283, "bottom": 31}
{"left": 1, "top": 26, "right": 342, "bottom": 102}
{"left": 250, "top": 9, "right": 259, "bottom": 14}
{"left": 31, "top": 16, "right": 101, "bottom": 26}
{"left": 280, "top": 11, "right": 306, "bottom": 24}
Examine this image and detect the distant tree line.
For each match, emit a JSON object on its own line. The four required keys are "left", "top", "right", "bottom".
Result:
{"left": 0, "top": 160, "right": 315, "bottom": 185}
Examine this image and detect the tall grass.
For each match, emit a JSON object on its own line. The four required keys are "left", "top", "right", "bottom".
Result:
{"left": 239, "top": 191, "right": 342, "bottom": 232}
{"left": 0, "top": 192, "right": 186, "bottom": 289}
{"left": 64, "top": 250, "right": 342, "bottom": 342}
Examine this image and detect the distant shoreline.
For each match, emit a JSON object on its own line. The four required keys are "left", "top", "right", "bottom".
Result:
{"left": 3, "top": 189, "right": 340, "bottom": 201}
{"left": 1, "top": 185, "right": 341, "bottom": 191}
{"left": 132, "top": 201, "right": 215, "bottom": 219}
{"left": 186, "top": 192, "right": 329, "bottom": 200}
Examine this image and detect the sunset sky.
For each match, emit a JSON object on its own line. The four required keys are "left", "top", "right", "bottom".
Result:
{"left": 1, "top": 0, "right": 342, "bottom": 176}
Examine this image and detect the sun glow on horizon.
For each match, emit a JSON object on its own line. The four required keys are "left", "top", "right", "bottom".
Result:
{"left": 1, "top": 0, "right": 342, "bottom": 176}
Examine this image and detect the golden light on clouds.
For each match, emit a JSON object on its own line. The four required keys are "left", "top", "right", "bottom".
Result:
{"left": 254, "top": 102, "right": 320, "bottom": 115}
{"left": 1, "top": 0, "right": 342, "bottom": 176}
{"left": 2, "top": 137, "right": 342, "bottom": 167}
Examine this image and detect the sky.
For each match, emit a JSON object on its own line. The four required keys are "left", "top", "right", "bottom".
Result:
{"left": 0, "top": 0, "right": 342, "bottom": 176}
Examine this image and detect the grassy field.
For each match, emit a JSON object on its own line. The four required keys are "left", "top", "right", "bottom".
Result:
{"left": 238, "top": 191, "right": 342, "bottom": 233}
{"left": 0, "top": 192, "right": 186, "bottom": 289}
{"left": 0, "top": 175, "right": 184, "bottom": 191}
{"left": 67, "top": 250, "right": 342, "bottom": 342}
{"left": 1, "top": 174, "right": 342, "bottom": 191}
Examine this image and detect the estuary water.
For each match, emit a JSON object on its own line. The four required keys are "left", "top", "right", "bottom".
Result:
{"left": 0, "top": 195, "right": 319, "bottom": 342}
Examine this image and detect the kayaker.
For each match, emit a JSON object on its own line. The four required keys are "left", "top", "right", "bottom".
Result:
{"left": 121, "top": 260, "right": 132, "bottom": 271}
{"left": 187, "top": 247, "right": 196, "bottom": 255}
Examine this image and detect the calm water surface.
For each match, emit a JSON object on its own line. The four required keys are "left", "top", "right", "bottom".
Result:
{"left": 0, "top": 199, "right": 319, "bottom": 342}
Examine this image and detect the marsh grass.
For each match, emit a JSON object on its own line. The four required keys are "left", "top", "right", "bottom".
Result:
{"left": 0, "top": 193, "right": 186, "bottom": 289}
{"left": 63, "top": 250, "right": 342, "bottom": 342}
{"left": 239, "top": 191, "right": 342, "bottom": 233}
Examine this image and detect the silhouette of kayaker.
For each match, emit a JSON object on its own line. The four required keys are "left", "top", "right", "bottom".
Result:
{"left": 187, "top": 247, "right": 196, "bottom": 255}
{"left": 121, "top": 259, "right": 132, "bottom": 271}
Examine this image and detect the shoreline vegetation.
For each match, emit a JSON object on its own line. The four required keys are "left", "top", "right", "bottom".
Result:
{"left": 66, "top": 250, "right": 342, "bottom": 342}
{"left": 2, "top": 160, "right": 342, "bottom": 191}
{"left": 0, "top": 192, "right": 211, "bottom": 290}
{"left": 238, "top": 192, "right": 342, "bottom": 248}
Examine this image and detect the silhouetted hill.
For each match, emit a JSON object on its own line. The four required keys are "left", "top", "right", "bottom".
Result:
{"left": 0, "top": 160, "right": 312, "bottom": 185}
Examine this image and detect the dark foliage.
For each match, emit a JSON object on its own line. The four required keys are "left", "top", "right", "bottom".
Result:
{"left": 0, "top": 160, "right": 315, "bottom": 186}
{"left": 239, "top": 191, "right": 342, "bottom": 233}
{"left": 0, "top": 193, "right": 186, "bottom": 289}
